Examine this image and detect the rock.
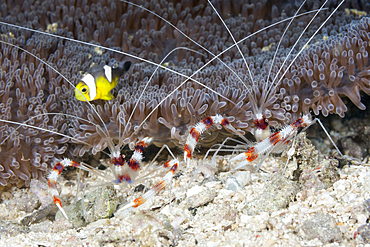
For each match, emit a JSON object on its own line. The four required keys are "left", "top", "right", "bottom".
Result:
{"left": 225, "top": 171, "right": 251, "bottom": 192}
{"left": 21, "top": 203, "right": 58, "bottom": 226}
{"left": 350, "top": 204, "right": 369, "bottom": 225}
{"left": 186, "top": 185, "right": 216, "bottom": 209}
{"left": 243, "top": 174, "right": 299, "bottom": 215}
{"left": 240, "top": 212, "right": 269, "bottom": 231}
{"left": 132, "top": 213, "right": 165, "bottom": 235}
{"left": 298, "top": 212, "right": 342, "bottom": 244}
{"left": 30, "top": 179, "right": 53, "bottom": 207}
{"left": 281, "top": 132, "right": 319, "bottom": 174}
{"left": 0, "top": 220, "right": 30, "bottom": 238}
{"left": 357, "top": 223, "right": 370, "bottom": 243}
{"left": 363, "top": 199, "right": 370, "bottom": 213}
{"left": 130, "top": 213, "right": 179, "bottom": 246}
{"left": 4, "top": 188, "right": 41, "bottom": 214}
{"left": 300, "top": 159, "right": 339, "bottom": 191}
{"left": 55, "top": 185, "right": 119, "bottom": 227}
{"left": 340, "top": 137, "right": 364, "bottom": 160}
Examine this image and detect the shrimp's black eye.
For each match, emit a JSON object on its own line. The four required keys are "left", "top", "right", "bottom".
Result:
{"left": 81, "top": 87, "right": 87, "bottom": 93}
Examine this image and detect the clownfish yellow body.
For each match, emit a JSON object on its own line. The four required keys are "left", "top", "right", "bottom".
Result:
{"left": 75, "top": 61, "right": 131, "bottom": 101}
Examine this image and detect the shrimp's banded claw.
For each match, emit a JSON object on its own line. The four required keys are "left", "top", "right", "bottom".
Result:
{"left": 229, "top": 114, "right": 345, "bottom": 172}
{"left": 47, "top": 158, "right": 82, "bottom": 220}
{"left": 117, "top": 159, "right": 179, "bottom": 215}
{"left": 231, "top": 114, "right": 314, "bottom": 171}
{"left": 48, "top": 137, "right": 155, "bottom": 220}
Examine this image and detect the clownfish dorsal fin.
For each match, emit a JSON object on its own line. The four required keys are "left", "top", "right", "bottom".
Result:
{"left": 111, "top": 61, "right": 132, "bottom": 82}
{"left": 103, "top": 65, "right": 112, "bottom": 83}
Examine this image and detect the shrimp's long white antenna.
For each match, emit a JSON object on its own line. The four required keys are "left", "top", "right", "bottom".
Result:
{"left": 134, "top": 9, "right": 327, "bottom": 131}
{"left": 0, "top": 112, "right": 111, "bottom": 156}
{"left": 0, "top": 119, "right": 93, "bottom": 149}
{"left": 267, "top": 0, "right": 345, "bottom": 104}
{"left": 120, "top": 0, "right": 248, "bottom": 90}
{"left": 121, "top": 47, "right": 204, "bottom": 139}
{"left": 206, "top": 0, "right": 256, "bottom": 107}
{"left": 262, "top": 0, "right": 307, "bottom": 107}
{"left": 269, "top": 0, "right": 329, "bottom": 94}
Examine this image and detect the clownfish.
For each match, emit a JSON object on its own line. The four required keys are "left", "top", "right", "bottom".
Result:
{"left": 75, "top": 61, "right": 131, "bottom": 101}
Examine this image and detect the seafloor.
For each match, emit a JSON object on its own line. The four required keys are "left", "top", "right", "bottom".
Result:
{"left": 0, "top": 106, "right": 369, "bottom": 247}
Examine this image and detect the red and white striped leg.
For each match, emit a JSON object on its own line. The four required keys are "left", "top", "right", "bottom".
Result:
{"left": 184, "top": 115, "right": 232, "bottom": 164}
{"left": 48, "top": 158, "right": 82, "bottom": 220}
{"left": 117, "top": 159, "right": 179, "bottom": 214}
{"left": 231, "top": 114, "right": 314, "bottom": 170}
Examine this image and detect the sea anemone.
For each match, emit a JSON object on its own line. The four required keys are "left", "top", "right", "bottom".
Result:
{"left": 0, "top": 40, "right": 69, "bottom": 186}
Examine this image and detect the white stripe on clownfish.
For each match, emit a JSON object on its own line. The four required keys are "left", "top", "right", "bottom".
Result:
{"left": 80, "top": 73, "right": 97, "bottom": 101}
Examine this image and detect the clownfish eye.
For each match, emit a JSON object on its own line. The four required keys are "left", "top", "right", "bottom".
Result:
{"left": 81, "top": 87, "right": 87, "bottom": 93}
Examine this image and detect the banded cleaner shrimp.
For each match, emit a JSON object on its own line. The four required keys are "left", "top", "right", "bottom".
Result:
{"left": 0, "top": 0, "right": 368, "bottom": 237}
{"left": 0, "top": 38, "right": 183, "bottom": 218}
{"left": 181, "top": 0, "right": 350, "bottom": 168}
